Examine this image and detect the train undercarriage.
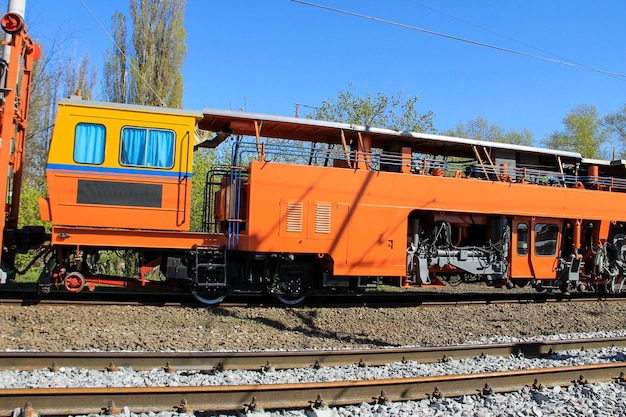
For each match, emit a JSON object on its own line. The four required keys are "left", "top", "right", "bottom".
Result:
{"left": 31, "top": 212, "right": 626, "bottom": 305}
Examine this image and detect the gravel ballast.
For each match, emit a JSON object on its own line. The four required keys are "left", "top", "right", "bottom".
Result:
{"left": 1, "top": 301, "right": 625, "bottom": 352}
{"left": 3, "top": 296, "right": 626, "bottom": 417}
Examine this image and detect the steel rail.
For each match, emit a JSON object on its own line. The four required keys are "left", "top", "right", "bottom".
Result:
{"left": 1, "top": 337, "right": 625, "bottom": 372}
{"left": 1, "top": 362, "right": 625, "bottom": 415}
{"left": 0, "top": 286, "right": 623, "bottom": 308}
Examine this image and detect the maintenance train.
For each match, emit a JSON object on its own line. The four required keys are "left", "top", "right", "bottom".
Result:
{"left": 2, "top": 4, "right": 626, "bottom": 304}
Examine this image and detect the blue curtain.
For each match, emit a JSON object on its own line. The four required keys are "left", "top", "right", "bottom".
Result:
{"left": 121, "top": 127, "right": 174, "bottom": 168}
{"left": 121, "top": 127, "right": 147, "bottom": 166}
{"left": 147, "top": 130, "right": 174, "bottom": 168}
{"left": 74, "top": 123, "right": 105, "bottom": 164}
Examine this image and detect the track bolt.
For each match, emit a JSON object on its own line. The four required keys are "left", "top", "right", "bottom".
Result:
{"left": 614, "top": 371, "right": 626, "bottom": 385}
{"left": 244, "top": 397, "right": 263, "bottom": 413}
{"left": 313, "top": 359, "right": 321, "bottom": 369}
{"left": 358, "top": 358, "right": 367, "bottom": 368}
{"left": 480, "top": 383, "right": 493, "bottom": 396}
{"left": 580, "top": 346, "right": 587, "bottom": 352}
{"left": 49, "top": 361, "right": 59, "bottom": 372}
{"left": 401, "top": 356, "right": 408, "bottom": 364}
{"left": 102, "top": 401, "right": 119, "bottom": 415}
{"left": 543, "top": 348, "right": 555, "bottom": 358}
{"left": 440, "top": 354, "right": 450, "bottom": 363}
{"left": 428, "top": 386, "right": 442, "bottom": 400}
{"left": 105, "top": 361, "right": 118, "bottom": 372}
{"left": 308, "top": 394, "right": 327, "bottom": 409}
{"left": 262, "top": 361, "right": 275, "bottom": 373}
{"left": 531, "top": 378, "right": 542, "bottom": 390}
{"left": 163, "top": 361, "right": 175, "bottom": 373}
{"left": 19, "top": 402, "right": 36, "bottom": 417}
{"left": 478, "top": 352, "right": 486, "bottom": 359}
{"left": 174, "top": 399, "right": 191, "bottom": 414}
{"left": 215, "top": 361, "right": 225, "bottom": 372}
{"left": 373, "top": 390, "right": 389, "bottom": 405}
{"left": 573, "top": 374, "right": 587, "bottom": 385}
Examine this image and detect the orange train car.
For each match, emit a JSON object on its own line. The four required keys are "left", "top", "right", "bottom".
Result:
{"left": 13, "top": 97, "right": 626, "bottom": 303}
{"left": 1, "top": 0, "right": 625, "bottom": 305}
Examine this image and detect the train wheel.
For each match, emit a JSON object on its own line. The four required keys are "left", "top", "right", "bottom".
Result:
{"left": 64, "top": 271, "right": 85, "bottom": 293}
{"left": 274, "top": 293, "right": 307, "bottom": 305}
{"left": 192, "top": 291, "right": 226, "bottom": 305}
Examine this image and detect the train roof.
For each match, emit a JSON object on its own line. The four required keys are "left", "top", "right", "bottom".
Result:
{"left": 198, "top": 107, "right": 585, "bottom": 162}
{"left": 58, "top": 97, "right": 590, "bottom": 164}
{"left": 58, "top": 97, "right": 205, "bottom": 119}
{"left": 581, "top": 158, "right": 626, "bottom": 167}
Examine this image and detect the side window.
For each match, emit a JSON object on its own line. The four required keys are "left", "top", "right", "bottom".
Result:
{"left": 120, "top": 127, "right": 175, "bottom": 168}
{"left": 517, "top": 223, "right": 528, "bottom": 256}
{"left": 534, "top": 223, "right": 559, "bottom": 256}
{"left": 74, "top": 123, "right": 105, "bottom": 164}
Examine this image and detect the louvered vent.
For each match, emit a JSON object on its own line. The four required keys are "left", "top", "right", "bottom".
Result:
{"left": 315, "top": 203, "right": 331, "bottom": 234}
{"left": 286, "top": 202, "right": 303, "bottom": 233}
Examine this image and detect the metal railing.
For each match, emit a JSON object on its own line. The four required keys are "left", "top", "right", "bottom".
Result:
{"left": 229, "top": 140, "right": 626, "bottom": 192}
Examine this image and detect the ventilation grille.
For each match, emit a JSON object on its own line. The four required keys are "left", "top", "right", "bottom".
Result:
{"left": 286, "top": 202, "right": 303, "bottom": 233}
{"left": 315, "top": 203, "right": 331, "bottom": 234}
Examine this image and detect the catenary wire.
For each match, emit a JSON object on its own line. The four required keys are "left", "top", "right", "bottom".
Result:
{"left": 291, "top": 0, "right": 626, "bottom": 80}
{"left": 78, "top": 0, "right": 168, "bottom": 106}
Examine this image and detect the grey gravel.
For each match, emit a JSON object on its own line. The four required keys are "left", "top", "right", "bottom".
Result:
{"left": 55, "top": 382, "right": 626, "bottom": 417}
{"left": 3, "top": 286, "right": 626, "bottom": 416}
{"left": 1, "top": 345, "right": 626, "bottom": 389}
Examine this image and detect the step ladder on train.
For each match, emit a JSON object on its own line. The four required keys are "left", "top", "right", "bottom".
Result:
{"left": 192, "top": 245, "right": 228, "bottom": 304}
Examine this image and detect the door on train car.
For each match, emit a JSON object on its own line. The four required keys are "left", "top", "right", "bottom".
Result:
{"left": 510, "top": 217, "right": 533, "bottom": 280}
{"left": 511, "top": 217, "right": 563, "bottom": 281}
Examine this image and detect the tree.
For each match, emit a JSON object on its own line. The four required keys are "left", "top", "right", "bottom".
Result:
{"left": 103, "top": 0, "right": 186, "bottom": 107}
{"left": 307, "top": 86, "right": 436, "bottom": 133}
{"left": 604, "top": 103, "right": 626, "bottom": 148}
{"left": 446, "top": 116, "right": 533, "bottom": 146}
{"left": 543, "top": 104, "right": 609, "bottom": 159}
{"left": 102, "top": 12, "right": 129, "bottom": 103}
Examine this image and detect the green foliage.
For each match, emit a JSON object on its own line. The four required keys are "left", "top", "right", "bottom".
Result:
{"left": 604, "top": 103, "right": 626, "bottom": 154}
{"left": 543, "top": 104, "right": 609, "bottom": 159}
{"left": 307, "top": 85, "right": 435, "bottom": 133}
{"left": 102, "top": 12, "right": 129, "bottom": 103}
{"left": 446, "top": 116, "right": 533, "bottom": 145}
{"left": 190, "top": 148, "right": 216, "bottom": 232}
{"left": 15, "top": 186, "right": 51, "bottom": 272}
{"left": 15, "top": 30, "right": 97, "bottom": 276}
{"left": 104, "top": 0, "right": 186, "bottom": 107}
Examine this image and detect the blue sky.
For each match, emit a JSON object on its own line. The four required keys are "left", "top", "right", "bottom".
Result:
{"left": 16, "top": 0, "right": 626, "bottom": 143}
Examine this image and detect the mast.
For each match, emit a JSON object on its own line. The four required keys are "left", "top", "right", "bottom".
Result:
{"left": 0, "top": 0, "right": 39, "bottom": 282}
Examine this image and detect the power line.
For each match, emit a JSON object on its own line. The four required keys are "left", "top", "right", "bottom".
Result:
{"left": 78, "top": 0, "right": 168, "bottom": 106}
{"left": 290, "top": 0, "right": 626, "bottom": 80}
{"left": 405, "top": 0, "right": 575, "bottom": 64}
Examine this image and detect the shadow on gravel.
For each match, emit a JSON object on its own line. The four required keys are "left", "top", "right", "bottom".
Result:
{"left": 213, "top": 307, "right": 398, "bottom": 347}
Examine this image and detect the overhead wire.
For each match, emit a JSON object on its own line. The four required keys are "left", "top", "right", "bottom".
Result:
{"left": 290, "top": 0, "right": 626, "bottom": 80}
{"left": 405, "top": 0, "right": 576, "bottom": 64}
{"left": 78, "top": 0, "right": 168, "bottom": 106}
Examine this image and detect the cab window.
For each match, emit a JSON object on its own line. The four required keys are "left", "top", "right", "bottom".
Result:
{"left": 534, "top": 223, "right": 559, "bottom": 256}
{"left": 120, "top": 127, "right": 175, "bottom": 168}
{"left": 74, "top": 123, "right": 105, "bottom": 164}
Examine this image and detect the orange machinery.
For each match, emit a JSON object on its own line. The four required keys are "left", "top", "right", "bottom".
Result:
{"left": 35, "top": 99, "right": 626, "bottom": 303}
{"left": 0, "top": 1, "right": 46, "bottom": 284}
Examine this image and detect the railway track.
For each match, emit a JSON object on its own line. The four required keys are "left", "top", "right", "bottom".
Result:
{"left": 1, "top": 337, "right": 625, "bottom": 415}
{"left": 2, "top": 363, "right": 625, "bottom": 415}
{"left": 2, "top": 337, "right": 626, "bottom": 371}
{"left": 0, "top": 285, "right": 622, "bottom": 308}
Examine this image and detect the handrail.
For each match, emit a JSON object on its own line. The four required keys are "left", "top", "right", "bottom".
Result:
{"left": 229, "top": 140, "right": 626, "bottom": 192}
